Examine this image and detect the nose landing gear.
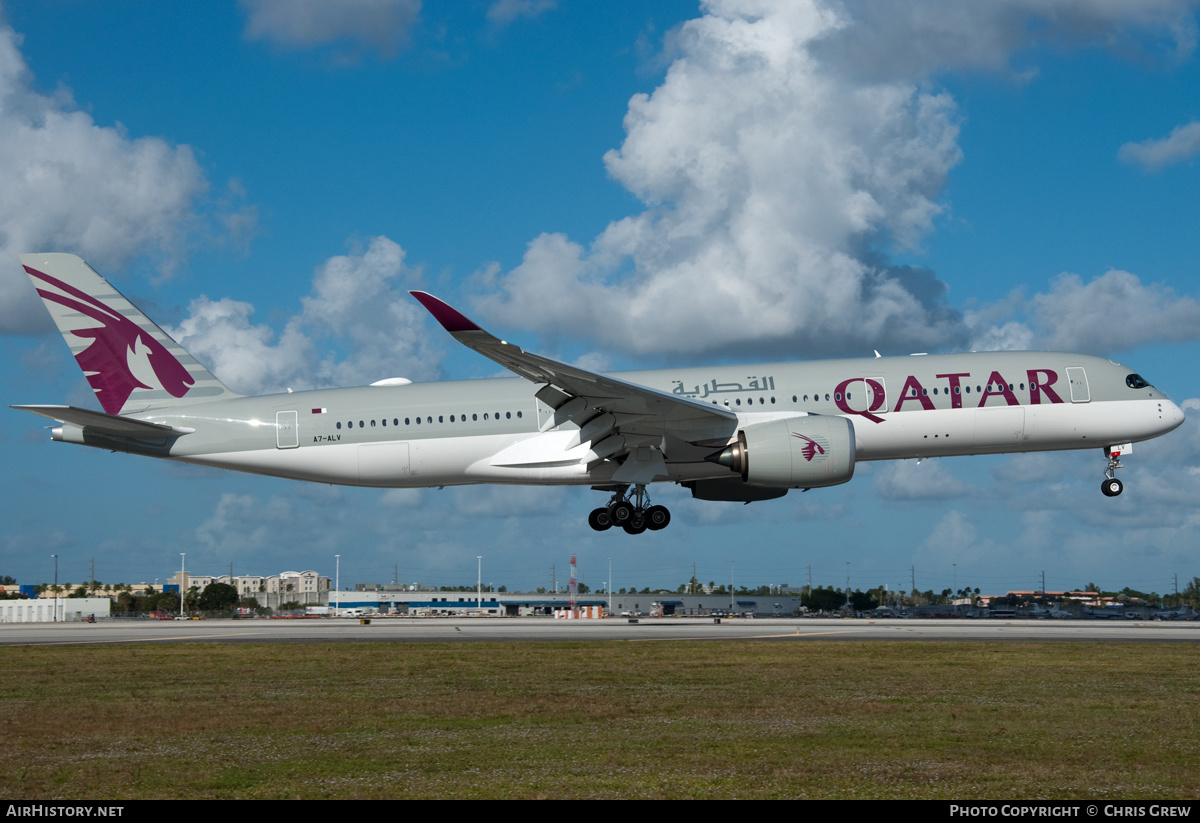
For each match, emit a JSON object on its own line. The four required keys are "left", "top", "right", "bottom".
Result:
{"left": 588, "top": 485, "right": 671, "bottom": 534}
{"left": 1101, "top": 445, "right": 1126, "bottom": 497}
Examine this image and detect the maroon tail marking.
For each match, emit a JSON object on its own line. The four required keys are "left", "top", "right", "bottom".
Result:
{"left": 26, "top": 266, "right": 194, "bottom": 415}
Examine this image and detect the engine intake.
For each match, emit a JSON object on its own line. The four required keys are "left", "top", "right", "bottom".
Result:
{"left": 710, "top": 416, "right": 856, "bottom": 488}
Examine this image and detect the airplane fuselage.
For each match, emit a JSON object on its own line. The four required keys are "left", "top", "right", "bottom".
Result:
{"left": 58, "top": 350, "right": 1181, "bottom": 490}
{"left": 16, "top": 252, "right": 1187, "bottom": 534}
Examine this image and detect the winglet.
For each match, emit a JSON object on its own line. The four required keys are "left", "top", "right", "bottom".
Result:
{"left": 409, "top": 291, "right": 481, "bottom": 334}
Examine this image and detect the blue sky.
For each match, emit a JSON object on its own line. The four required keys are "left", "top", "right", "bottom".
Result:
{"left": 3, "top": 0, "right": 1200, "bottom": 598}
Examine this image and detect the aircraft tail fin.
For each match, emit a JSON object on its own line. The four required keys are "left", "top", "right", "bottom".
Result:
{"left": 19, "top": 253, "right": 240, "bottom": 415}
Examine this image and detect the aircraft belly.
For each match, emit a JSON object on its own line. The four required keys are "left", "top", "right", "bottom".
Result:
{"left": 853, "top": 408, "right": 973, "bottom": 460}
{"left": 180, "top": 445, "right": 364, "bottom": 484}
{"left": 853, "top": 398, "right": 1174, "bottom": 461}
{"left": 179, "top": 435, "right": 513, "bottom": 488}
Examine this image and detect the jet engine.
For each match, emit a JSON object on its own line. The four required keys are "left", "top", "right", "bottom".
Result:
{"left": 709, "top": 416, "right": 856, "bottom": 488}
{"left": 684, "top": 477, "right": 789, "bottom": 502}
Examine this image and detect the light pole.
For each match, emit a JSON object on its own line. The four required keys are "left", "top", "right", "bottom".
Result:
{"left": 334, "top": 554, "right": 340, "bottom": 617}
{"left": 608, "top": 557, "right": 613, "bottom": 615}
{"left": 477, "top": 556, "right": 482, "bottom": 610}
{"left": 179, "top": 553, "right": 186, "bottom": 617}
{"left": 51, "top": 554, "right": 58, "bottom": 623}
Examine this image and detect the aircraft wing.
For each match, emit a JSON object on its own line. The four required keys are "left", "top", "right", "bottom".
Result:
{"left": 11, "top": 405, "right": 193, "bottom": 438}
{"left": 409, "top": 292, "right": 737, "bottom": 442}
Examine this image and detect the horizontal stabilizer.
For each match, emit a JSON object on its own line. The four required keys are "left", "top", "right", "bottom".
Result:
{"left": 11, "top": 405, "right": 193, "bottom": 438}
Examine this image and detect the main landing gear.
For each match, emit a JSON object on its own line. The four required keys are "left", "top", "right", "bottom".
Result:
{"left": 1101, "top": 446, "right": 1124, "bottom": 497}
{"left": 588, "top": 485, "right": 671, "bottom": 535}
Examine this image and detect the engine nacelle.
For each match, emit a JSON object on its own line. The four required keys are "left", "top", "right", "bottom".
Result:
{"left": 712, "top": 416, "right": 856, "bottom": 488}
{"left": 685, "top": 477, "right": 789, "bottom": 502}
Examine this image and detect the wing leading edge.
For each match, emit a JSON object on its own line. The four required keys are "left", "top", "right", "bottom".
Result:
{"left": 409, "top": 292, "right": 737, "bottom": 447}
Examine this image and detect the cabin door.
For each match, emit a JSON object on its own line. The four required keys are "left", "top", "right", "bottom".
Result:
{"left": 276, "top": 410, "right": 299, "bottom": 449}
{"left": 1066, "top": 367, "right": 1090, "bottom": 403}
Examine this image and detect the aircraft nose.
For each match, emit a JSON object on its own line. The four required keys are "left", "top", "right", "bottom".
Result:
{"left": 1162, "top": 399, "right": 1186, "bottom": 433}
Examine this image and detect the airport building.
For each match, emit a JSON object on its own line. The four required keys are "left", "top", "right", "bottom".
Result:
{"left": 330, "top": 587, "right": 806, "bottom": 617}
{"left": 0, "top": 597, "right": 111, "bottom": 623}
{"left": 166, "top": 570, "right": 331, "bottom": 609}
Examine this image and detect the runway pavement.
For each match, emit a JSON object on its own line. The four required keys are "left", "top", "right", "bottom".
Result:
{"left": 2, "top": 615, "right": 1198, "bottom": 645}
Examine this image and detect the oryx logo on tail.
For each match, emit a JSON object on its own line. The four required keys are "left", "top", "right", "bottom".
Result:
{"left": 24, "top": 265, "right": 194, "bottom": 415}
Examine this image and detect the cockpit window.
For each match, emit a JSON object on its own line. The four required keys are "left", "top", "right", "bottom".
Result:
{"left": 1126, "top": 373, "right": 1153, "bottom": 390}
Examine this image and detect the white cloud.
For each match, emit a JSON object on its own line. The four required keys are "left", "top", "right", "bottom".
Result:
{"left": 1031, "top": 271, "right": 1200, "bottom": 352}
{"left": 450, "top": 485, "right": 546, "bottom": 518}
{"left": 487, "top": 0, "right": 556, "bottom": 28}
{"left": 966, "top": 270, "right": 1200, "bottom": 354}
{"left": 0, "top": 23, "right": 208, "bottom": 334}
{"left": 922, "top": 509, "right": 977, "bottom": 551}
{"left": 1118, "top": 121, "right": 1200, "bottom": 172}
{"left": 196, "top": 492, "right": 294, "bottom": 557}
{"left": 874, "top": 459, "right": 971, "bottom": 500}
{"left": 473, "top": 0, "right": 1199, "bottom": 361}
{"left": 169, "top": 236, "right": 444, "bottom": 394}
{"left": 476, "top": 0, "right": 966, "bottom": 358}
{"left": 814, "top": 0, "right": 1197, "bottom": 81}
{"left": 241, "top": 0, "right": 421, "bottom": 59}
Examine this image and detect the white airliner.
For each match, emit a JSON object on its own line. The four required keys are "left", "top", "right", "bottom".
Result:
{"left": 13, "top": 253, "right": 1186, "bottom": 534}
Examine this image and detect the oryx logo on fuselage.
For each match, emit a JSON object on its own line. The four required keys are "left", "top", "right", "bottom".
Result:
{"left": 25, "top": 266, "right": 194, "bottom": 415}
{"left": 791, "top": 432, "right": 827, "bottom": 462}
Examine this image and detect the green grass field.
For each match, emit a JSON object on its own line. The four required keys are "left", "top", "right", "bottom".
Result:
{"left": 1, "top": 640, "right": 1196, "bottom": 799}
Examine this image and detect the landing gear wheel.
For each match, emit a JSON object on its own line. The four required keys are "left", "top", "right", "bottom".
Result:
{"left": 623, "top": 517, "right": 648, "bottom": 535}
{"left": 609, "top": 501, "right": 634, "bottom": 525}
{"left": 1102, "top": 477, "right": 1124, "bottom": 497}
{"left": 588, "top": 507, "right": 613, "bottom": 531}
{"left": 645, "top": 505, "right": 671, "bottom": 531}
